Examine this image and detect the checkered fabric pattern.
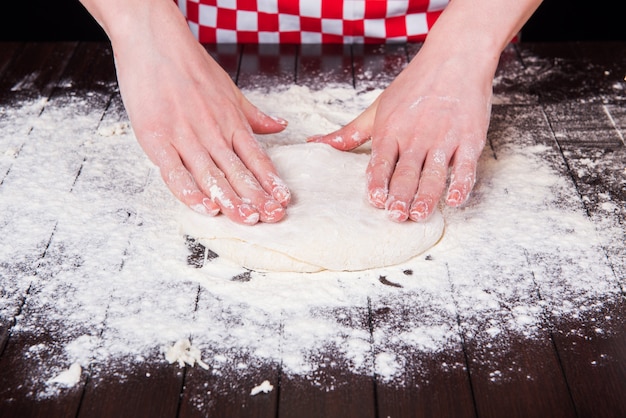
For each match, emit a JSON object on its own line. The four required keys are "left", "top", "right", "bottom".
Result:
{"left": 176, "top": 0, "right": 449, "bottom": 44}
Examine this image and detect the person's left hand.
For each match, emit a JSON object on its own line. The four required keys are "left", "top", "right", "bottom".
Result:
{"left": 308, "top": 47, "right": 495, "bottom": 223}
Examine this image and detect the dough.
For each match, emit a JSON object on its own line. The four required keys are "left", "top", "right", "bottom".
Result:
{"left": 179, "top": 143, "right": 444, "bottom": 272}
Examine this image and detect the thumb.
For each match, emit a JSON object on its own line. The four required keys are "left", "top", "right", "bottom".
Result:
{"left": 306, "top": 100, "right": 377, "bottom": 151}
{"left": 240, "top": 97, "right": 288, "bottom": 134}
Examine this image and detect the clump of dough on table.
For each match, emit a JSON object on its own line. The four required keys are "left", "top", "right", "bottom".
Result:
{"left": 179, "top": 143, "right": 444, "bottom": 273}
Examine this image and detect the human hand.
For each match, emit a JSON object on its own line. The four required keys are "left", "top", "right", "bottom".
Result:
{"left": 309, "top": 47, "right": 495, "bottom": 223}
{"left": 102, "top": 1, "right": 291, "bottom": 225}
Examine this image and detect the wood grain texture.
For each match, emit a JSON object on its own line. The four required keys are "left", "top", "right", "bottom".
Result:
{"left": 0, "top": 42, "right": 624, "bottom": 418}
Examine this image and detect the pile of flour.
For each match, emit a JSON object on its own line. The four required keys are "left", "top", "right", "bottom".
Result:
{"left": 0, "top": 84, "right": 622, "bottom": 400}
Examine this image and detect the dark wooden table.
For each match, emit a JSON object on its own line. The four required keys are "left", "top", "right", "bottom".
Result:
{"left": 0, "top": 41, "right": 624, "bottom": 418}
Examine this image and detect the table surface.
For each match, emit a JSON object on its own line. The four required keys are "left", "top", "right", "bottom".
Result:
{"left": 0, "top": 41, "right": 625, "bottom": 418}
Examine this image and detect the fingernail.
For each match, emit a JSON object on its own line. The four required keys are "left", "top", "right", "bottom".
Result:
{"left": 271, "top": 115, "right": 288, "bottom": 127}
{"left": 306, "top": 134, "right": 324, "bottom": 143}
{"left": 202, "top": 198, "right": 220, "bottom": 216}
{"left": 368, "top": 188, "right": 387, "bottom": 208}
{"left": 190, "top": 203, "right": 208, "bottom": 215}
{"left": 264, "top": 200, "right": 285, "bottom": 221}
{"left": 447, "top": 189, "right": 463, "bottom": 206}
{"left": 410, "top": 200, "right": 429, "bottom": 221}
{"left": 272, "top": 185, "right": 291, "bottom": 206}
{"left": 190, "top": 198, "right": 220, "bottom": 216}
{"left": 239, "top": 204, "right": 260, "bottom": 225}
{"left": 386, "top": 200, "right": 409, "bottom": 223}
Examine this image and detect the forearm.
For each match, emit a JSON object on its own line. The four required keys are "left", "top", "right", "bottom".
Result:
{"left": 424, "top": 0, "right": 543, "bottom": 65}
{"left": 79, "top": 0, "right": 187, "bottom": 47}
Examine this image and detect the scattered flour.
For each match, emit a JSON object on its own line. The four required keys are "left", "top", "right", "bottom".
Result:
{"left": 165, "top": 339, "right": 210, "bottom": 370}
{"left": 0, "top": 84, "right": 623, "bottom": 401}
{"left": 250, "top": 380, "right": 274, "bottom": 396}
{"left": 97, "top": 121, "right": 131, "bottom": 137}
{"left": 47, "top": 363, "right": 82, "bottom": 388}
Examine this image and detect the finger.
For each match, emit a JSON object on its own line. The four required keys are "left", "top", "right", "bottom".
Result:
{"left": 239, "top": 96, "right": 288, "bottom": 134}
{"left": 307, "top": 123, "right": 370, "bottom": 151}
{"left": 385, "top": 149, "right": 425, "bottom": 223}
{"left": 232, "top": 130, "right": 291, "bottom": 207}
{"left": 155, "top": 144, "right": 220, "bottom": 216}
{"left": 446, "top": 147, "right": 479, "bottom": 207}
{"left": 183, "top": 105, "right": 286, "bottom": 224}
{"left": 306, "top": 103, "right": 377, "bottom": 151}
{"left": 213, "top": 131, "right": 286, "bottom": 223}
{"left": 409, "top": 148, "right": 450, "bottom": 222}
{"left": 366, "top": 136, "right": 399, "bottom": 210}
{"left": 199, "top": 97, "right": 291, "bottom": 210}
{"left": 181, "top": 141, "right": 262, "bottom": 225}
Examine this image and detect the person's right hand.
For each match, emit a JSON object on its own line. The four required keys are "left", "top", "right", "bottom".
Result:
{"left": 83, "top": 0, "right": 291, "bottom": 225}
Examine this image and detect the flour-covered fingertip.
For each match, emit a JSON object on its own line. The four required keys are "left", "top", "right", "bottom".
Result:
{"left": 446, "top": 189, "right": 464, "bottom": 207}
{"left": 368, "top": 188, "right": 387, "bottom": 208}
{"left": 239, "top": 204, "right": 260, "bottom": 225}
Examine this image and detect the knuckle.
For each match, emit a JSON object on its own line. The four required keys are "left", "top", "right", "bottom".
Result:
{"left": 367, "top": 156, "right": 394, "bottom": 174}
{"left": 420, "top": 167, "right": 446, "bottom": 181}
{"left": 394, "top": 164, "right": 420, "bottom": 182}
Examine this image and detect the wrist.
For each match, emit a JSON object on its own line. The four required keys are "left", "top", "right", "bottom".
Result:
{"left": 79, "top": 0, "right": 184, "bottom": 47}
{"left": 425, "top": 0, "right": 542, "bottom": 59}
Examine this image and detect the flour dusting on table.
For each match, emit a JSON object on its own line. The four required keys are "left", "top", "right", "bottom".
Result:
{"left": 0, "top": 85, "right": 622, "bottom": 401}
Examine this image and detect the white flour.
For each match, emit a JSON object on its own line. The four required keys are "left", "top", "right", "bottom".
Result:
{"left": 0, "top": 84, "right": 622, "bottom": 400}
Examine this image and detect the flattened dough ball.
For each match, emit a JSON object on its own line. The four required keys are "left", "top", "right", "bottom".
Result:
{"left": 179, "top": 143, "right": 444, "bottom": 272}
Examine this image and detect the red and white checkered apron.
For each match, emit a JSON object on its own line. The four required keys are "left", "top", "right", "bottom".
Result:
{"left": 175, "top": 0, "right": 449, "bottom": 43}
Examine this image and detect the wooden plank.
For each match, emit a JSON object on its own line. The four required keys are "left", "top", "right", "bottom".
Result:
{"left": 72, "top": 51, "right": 198, "bottom": 415}
{"left": 0, "top": 42, "right": 22, "bottom": 79}
{"left": 0, "top": 42, "right": 77, "bottom": 183}
{"left": 0, "top": 334, "right": 85, "bottom": 418}
{"left": 55, "top": 42, "right": 115, "bottom": 94}
{"left": 566, "top": 42, "right": 626, "bottom": 105}
{"left": 177, "top": 286, "right": 280, "bottom": 418}
{"left": 278, "top": 306, "right": 376, "bottom": 418}
{"left": 0, "top": 42, "right": 77, "bottom": 102}
{"left": 352, "top": 43, "right": 407, "bottom": 89}
{"left": 77, "top": 274, "right": 193, "bottom": 418}
{"left": 297, "top": 44, "right": 353, "bottom": 88}
{"left": 445, "top": 104, "right": 579, "bottom": 418}
{"left": 516, "top": 42, "right": 582, "bottom": 103}
{"left": 405, "top": 42, "right": 422, "bottom": 59}
{"left": 76, "top": 225, "right": 198, "bottom": 418}
{"left": 71, "top": 99, "right": 190, "bottom": 418}
{"left": 547, "top": 301, "right": 626, "bottom": 418}
{"left": 78, "top": 361, "right": 183, "bottom": 418}
{"left": 237, "top": 43, "right": 297, "bottom": 89}
{"left": 482, "top": 50, "right": 626, "bottom": 416}
{"left": 543, "top": 102, "right": 625, "bottom": 287}
{"left": 0, "top": 42, "right": 117, "bottom": 418}
{"left": 605, "top": 103, "right": 626, "bottom": 131}
{"left": 0, "top": 42, "right": 78, "bottom": 360}
{"left": 178, "top": 355, "right": 279, "bottom": 418}
{"left": 541, "top": 100, "right": 626, "bottom": 417}
{"left": 543, "top": 102, "right": 624, "bottom": 148}
{"left": 372, "top": 264, "right": 476, "bottom": 418}
{"left": 280, "top": 370, "right": 376, "bottom": 418}
{"left": 73, "top": 272, "right": 192, "bottom": 413}
{"left": 490, "top": 102, "right": 625, "bottom": 416}
{"left": 492, "top": 43, "right": 540, "bottom": 105}
{"left": 517, "top": 42, "right": 626, "bottom": 104}
{"left": 446, "top": 260, "right": 577, "bottom": 418}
